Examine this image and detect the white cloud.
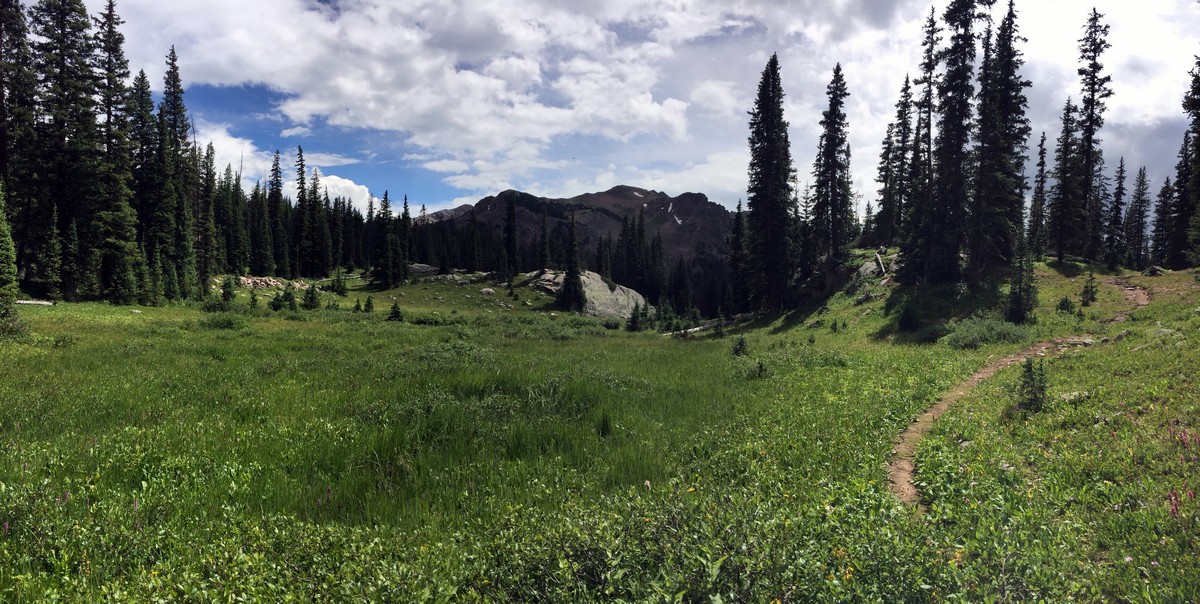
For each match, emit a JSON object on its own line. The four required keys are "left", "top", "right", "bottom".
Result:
{"left": 193, "top": 120, "right": 375, "bottom": 214}
{"left": 423, "top": 159, "right": 471, "bottom": 173}
{"left": 92, "top": 0, "right": 1200, "bottom": 210}
{"left": 305, "top": 152, "right": 360, "bottom": 168}
{"left": 280, "top": 126, "right": 311, "bottom": 138}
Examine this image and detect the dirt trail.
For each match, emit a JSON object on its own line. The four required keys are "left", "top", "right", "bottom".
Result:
{"left": 887, "top": 277, "right": 1151, "bottom": 509}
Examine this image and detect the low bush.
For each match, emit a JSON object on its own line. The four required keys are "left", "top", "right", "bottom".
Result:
{"left": 199, "top": 312, "right": 249, "bottom": 330}
{"left": 942, "top": 317, "right": 1028, "bottom": 350}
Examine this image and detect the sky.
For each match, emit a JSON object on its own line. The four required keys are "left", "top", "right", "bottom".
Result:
{"left": 83, "top": 0, "right": 1200, "bottom": 215}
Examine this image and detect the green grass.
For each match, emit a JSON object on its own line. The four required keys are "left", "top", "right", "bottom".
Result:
{"left": 0, "top": 265, "right": 1196, "bottom": 600}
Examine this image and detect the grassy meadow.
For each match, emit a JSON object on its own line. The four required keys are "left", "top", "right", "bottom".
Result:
{"left": 0, "top": 262, "right": 1197, "bottom": 601}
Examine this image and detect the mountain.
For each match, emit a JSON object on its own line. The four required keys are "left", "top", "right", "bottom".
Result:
{"left": 444, "top": 185, "right": 733, "bottom": 267}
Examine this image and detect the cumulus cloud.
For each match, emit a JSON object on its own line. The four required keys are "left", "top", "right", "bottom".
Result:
{"left": 193, "top": 120, "right": 375, "bottom": 214}
{"left": 91, "top": 0, "right": 1200, "bottom": 210}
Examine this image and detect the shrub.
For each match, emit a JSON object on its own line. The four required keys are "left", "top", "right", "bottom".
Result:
{"left": 221, "top": 276, "right": 236, "bottom": 304}
{"left": 301, "top": 285, "right": 320, "bottom": 310}
{"left": 1080, "top": 271, "right": 1098, "bottom": 307}
{"left": 199, "top": 313, "right": 249, "bottom": 330}
{"left": 626, "top": 303, "right": 642, "bottom": 332}
{"left": 942, "top": 317, "right": 1029, "bottom": 350}
{"left": 1015, "top": 357, "right": 1048, "bottom": 413}
{"left": 323, "top": 270, "right": 348, "bottom": 296}
{"left": 364, "top": 296, "right": 375, "bottom": 313}
{"left": 730, "top": 336, "right": 748, "bottom": 357}
{"left": 1056, "top": 296, "right": 1076, "bottom": 313}
{"left": 387, "top": 302, "right": 404, "bottom": 322}
{"left": 0, "top": 300, "right": 27, "bottom": 338}
{"left": 200, "top": 297, "right": 231, "bottom": 313}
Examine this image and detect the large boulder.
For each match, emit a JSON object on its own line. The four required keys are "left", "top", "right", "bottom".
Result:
{"left": 525, "top": 270, "right": 649, "bottom": 318}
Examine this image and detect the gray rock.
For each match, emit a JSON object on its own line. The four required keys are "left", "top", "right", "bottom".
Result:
{"left": 481, "top": 288, "right": 496, "bottom": 296}
{"left": 525, "top": 270, "right": 650, "bottom": 319}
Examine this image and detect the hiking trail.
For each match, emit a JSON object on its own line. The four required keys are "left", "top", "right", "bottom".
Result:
{"left": 886, "top": 277, "right": 1151, "bottom": 509}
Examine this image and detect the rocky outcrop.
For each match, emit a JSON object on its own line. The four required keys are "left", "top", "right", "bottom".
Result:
{"left": 525, "top": 269, "right": 649, "bottom": 319}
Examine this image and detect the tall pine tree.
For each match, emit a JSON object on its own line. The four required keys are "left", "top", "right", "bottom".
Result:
{"left": 900, "top": 8, "right": 940, "bottom": 284}
{"left": 967, "top": 0, "right": 1030, "bottom": 282}
{"left": 926, "top": 0, "right": 977, "bottom": 284}
{"left": 1123, "top": 167, "right": 1151, "bottom": 269}
{"left": 1076, "top": 9, "right": 1113, "bottom": 261}
{"left": 811, "top": 63, "right": 853, "bottom": 265}
{"left": 1049, "top": 98, "right": 1083, "bottom": 262}
{"left": 1028, "top": 132, "right": 1049, "bottom": 260}
{"left": 745, "top": 53, "right": 796, "bottom": 310}
{"left": 91, "top": 0, "right": 137, "bottom": 303}
{"left": 1103, "top": 157, "right": 1127, "bottom": 269}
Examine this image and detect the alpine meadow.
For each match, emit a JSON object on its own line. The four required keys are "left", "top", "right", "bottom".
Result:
{"left": 2, "top": 0, "right": 1200, "bottom": 601}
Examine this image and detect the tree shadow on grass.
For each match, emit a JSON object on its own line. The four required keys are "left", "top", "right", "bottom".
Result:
{"left": 872, "top": 280, "right": 1003, "bottom": 345}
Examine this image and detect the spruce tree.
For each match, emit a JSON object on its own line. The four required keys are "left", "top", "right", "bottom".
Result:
{"left": 309, "top": 169, "right": 332, "bottom": 276}
{"left": 0, "top": 183, "right": 17, "bottom": 300}
{"left": 248, "top": 182, "right": 273, "bottom": 275}
{"left": 926, "top": 0, "right": 977, "bottom": 284}
{"left": 557, "top": 212, "right": 586, "bottom": 312}
{"left": 875, "top": 76, "right": 912, "bottom": 247}
{"left": 370, "top": 191, "right": 395, "bottom": 288}
{"left": 196, "top": 143, "right": 219, "bottom": 296}
{"left": 158, "top": 47, "right": 196, "bottom": 299}
{"left": 1, "top": 0, "right": 37, "bottom": 187}
{"left": 1166, "top": 134, "right": 1194, "bottom": 269}
{"left": 811, "top": 63, "right": 853, "bottom": 265}
{"left": 1028, "top": 133, "right": 1049, "bottom": 260}
{"left": 0, "top": 183, "right": 22, "bottom": 335}
{"left": 30, "top": 0, "right": 101, "bottom": 298}
{"left": 1124, "top": 167, "right": 1151, "bottom": 269}
{"left": 91, "top": 0, "right": 138, "bottom": 303}
{"left": 899, "top": 8, "right": 940, "bottom": 284}
{"left": 1, "top": 0, "right": 39, "bottom": 290}
{"left": 967, "top": 0, "right": 1031, "bottom": 282}
{"left": 1049, "top": 98, "right": 1083, "bottom": 262}
{"left": 726, "top": 200, "right": 748, "bottom": 314}
{"left": 398, "top": 195, "right": 411, "bottom": 282}
{"left": 387, "top": 301, "right": 403, "bottom": 322}
{"left": 1103, "top": 157, "right": 1127, "bottom": 269}
{"left": 745, "top": 53, "right": 796, "bottom": 310}
{"left": 267, "top": 151, "right": 290, "bottom": 277}
{"left": 1005, "top": 231, "right": 1037, "bottom": 324}
{"left": 1076, "top": 9, "right": 1113, "bottom": 261}
{"left": 1187, "top": 57, "right": 1200, "bottom": 266}
{"left": 128, "top": 69, "right": 158, "bottom": 240}
{"left": 1150, "top": 178, "right": 1174, "bottom": 267}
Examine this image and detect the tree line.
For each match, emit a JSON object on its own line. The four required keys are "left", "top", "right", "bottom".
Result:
{"left": 731, "top": 0, "right": 1200, "bottom": 315}
{"left": 0, "top": 0, "right": 434, "bottom": 304}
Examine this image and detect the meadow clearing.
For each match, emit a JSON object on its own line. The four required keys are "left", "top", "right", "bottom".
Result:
{"left": 0, "top": 263, "right": 1197, "bottom": 601}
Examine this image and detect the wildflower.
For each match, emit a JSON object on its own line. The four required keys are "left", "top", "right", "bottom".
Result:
{"left": 1151, "top": 561, "right": 1159, "bottom": 566}
{"left": 2, "top": 521, "right": 7, "bottom": 535}
{"left": 687, "top": 487, "right": 695, "bottom": 493}
{"left": 1124, "top": 556, "right": 1133, "bottom": 562}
